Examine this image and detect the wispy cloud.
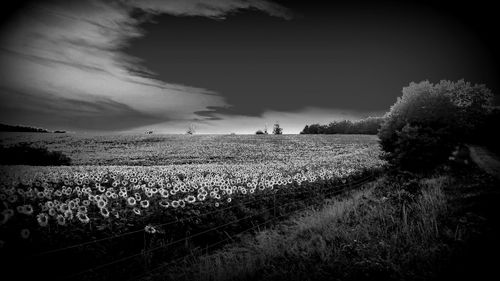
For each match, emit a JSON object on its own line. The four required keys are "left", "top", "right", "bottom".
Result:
{"left": 0, "top": 0, "right": 291, "bottom": 131}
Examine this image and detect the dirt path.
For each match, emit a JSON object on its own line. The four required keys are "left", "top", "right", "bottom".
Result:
{"left": 468, "top": 145, "right": 500, "bottom": 180}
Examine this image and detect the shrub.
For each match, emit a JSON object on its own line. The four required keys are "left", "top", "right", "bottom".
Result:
{"left": 255, "top": 130, "right": 265, "bottom": 135}
{"left": 0, "top": 143, "right": 71, "bottom": 165}
{"left": 378, "top": 81, "right": 459, "bottom": 171}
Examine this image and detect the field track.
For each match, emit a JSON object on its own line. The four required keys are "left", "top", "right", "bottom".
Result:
{"left": 468, "top": 145, "right": 500, "bottom": 180}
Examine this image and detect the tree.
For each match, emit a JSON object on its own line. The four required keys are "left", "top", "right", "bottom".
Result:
{"left": 299, "top": 117, "right": 384, "bottom": 135}
{"left": 272, "top": 122, "right": 283, "bottom": 135}
{"left": 434, "top": 79, "right": 494, "bottom": 141}
{"left": 378, "top": 80, "right": 459, "bottom": 171}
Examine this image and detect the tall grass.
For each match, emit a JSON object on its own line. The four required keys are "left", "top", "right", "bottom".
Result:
{"left": 166, "top": 176, "right": 451, "bottom": 281}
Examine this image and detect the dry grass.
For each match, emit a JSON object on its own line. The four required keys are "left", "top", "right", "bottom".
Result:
{"left": 160, "top": 175, "right": 453, "bottom": 281}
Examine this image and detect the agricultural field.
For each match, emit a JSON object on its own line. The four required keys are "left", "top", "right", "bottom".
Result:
{"left": 0, "top": 134, "right": 385, "bottom": 280}
{"left": 0, "top": 133, "right": 380, "bottom": 165}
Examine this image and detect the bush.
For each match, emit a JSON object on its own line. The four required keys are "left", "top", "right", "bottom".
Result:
{"left": 255, "top": 130, "right": 265, "bottom": 135}
{"left": 0, "top": 143, "right": 71, "bottom": 165}
{"left": 378, "top": 81, "right": 459, "bottom": 171}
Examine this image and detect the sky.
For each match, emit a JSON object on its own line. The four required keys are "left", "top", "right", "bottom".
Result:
{"left": 0, "top": 0, "right": 498, "bottom": 134}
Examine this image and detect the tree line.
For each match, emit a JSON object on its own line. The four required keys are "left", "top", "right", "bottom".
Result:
{"left": 300, "top": 117, "right": 384, "bottom": 135}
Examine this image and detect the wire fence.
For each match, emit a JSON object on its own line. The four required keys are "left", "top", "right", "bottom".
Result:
{"left": 31, "top": 170, "right": 379, "bottom": 258}
{"left": 130, "top": 177, "right": 377, "bottom": 281}
{"left": 60, "top": 172, "right": 380, "bottom": 280}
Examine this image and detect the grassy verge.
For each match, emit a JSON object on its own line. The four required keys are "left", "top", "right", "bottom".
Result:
{"left": 156, "top": 166, "right": 499, "bottom": 281}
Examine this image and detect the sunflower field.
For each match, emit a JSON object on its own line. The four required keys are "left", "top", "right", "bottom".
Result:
{"left": 0, "top": 134, "right": 385, "bottom": 280}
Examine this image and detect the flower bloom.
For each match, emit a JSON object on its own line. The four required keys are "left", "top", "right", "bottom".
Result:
{"left": 37, "top": 213, "right": 49, "bottom": 227}
{"left": 20, "top": 229, "right": 30, "bottom": 239}
{"left": 144, "top": 225, "right": 157, "bottom": 234}
{"left": 140, "top": 200, "right": 150, "bottom": 208}
{"left": 77, "top": 212, "right": 90, "bottom": 224}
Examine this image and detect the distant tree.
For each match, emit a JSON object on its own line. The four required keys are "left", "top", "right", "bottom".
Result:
{"left": 0, "top": 123, "right": 49, "bottom": 133}
{"left": 300, "top": 117, "right": 384, "bottom": 135}
{"left": 255, "top": 130, "right": 265, "bottom": 135}
{"left": 186, "top": 124, "right": 196, "bottom": 135}
{"left": 273, "top": 122, "right": 283, "bottom": 135}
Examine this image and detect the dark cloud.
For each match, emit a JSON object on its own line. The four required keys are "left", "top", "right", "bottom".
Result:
{"left": 127, "top": 0, "right": 500, "bottom": 119}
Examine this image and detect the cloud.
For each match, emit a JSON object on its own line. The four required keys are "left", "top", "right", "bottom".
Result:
{"left": 124, "top": 0, "right": 293, "bottom": 20}
{"left": 0, "top": 0, "right": 291, "bottom": 131}
{"left": 0, "top": 86, "right": 166, "bottom": 130}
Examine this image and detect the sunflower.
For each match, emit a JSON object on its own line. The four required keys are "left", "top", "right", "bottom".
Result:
{"left": 159, "top": 200, "right": 170, "bottom": 208}
{"left": 196, "top": 193, "right": 206, "bottom": 201}
{"left": 100, "top": 207, "right": 110, "bottom": 218}
{"left": 97, "top": 200, "right": 107, "bottom": 209}
{"left": 37, "top": 213, "right": 49, "bottom": 227}
{"left": 20, "top": 229, "right": 30, "bottom": 239}
{"left": 76, "top": 212, "right": 90, "bottom": 224}
{"left": 24, "top": 205, "right": 34, "bottom": 215}
{"left": 56, "top": 214, "right": 66, "bottom": 226}
{"left": 127, "top": 197, "right": 136, "bottom": 206}
{"left": 48, "top": 208, "right": 56, "bottom": 217}
{"left": 3, "top": 209, "right": 14, "bottom": 219}
{"left": 140, "top": 200, "right": 150, "bottom": 208}
{"left": 144, "top": 225, "right": 157, "bottom": 234}
{"left": 185, "top": 195, "right": 196, "bottom": 204}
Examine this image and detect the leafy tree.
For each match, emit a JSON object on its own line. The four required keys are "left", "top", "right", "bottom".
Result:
{"left": 272, "top": 122, "right": 283, "bottom": 135}
{"left": 434, "top": 79, "right": 494, "bottom": 141}
{"left": 378, "top": 80, "right": 493, "bottom": 171}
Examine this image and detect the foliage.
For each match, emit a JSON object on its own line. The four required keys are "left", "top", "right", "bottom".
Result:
{"left": 272, "top": 123, "right": 283, "bottom": 135}
{"left": 255, "top": 130, "right": 265, "bottom": 135}
{"left": 0, "top": 143, "right": 71, "bottom": 166}
{"left": 300, "top": 117, "right": 384, "bottom": 135}
{"left": 435, "top": 79, "right": 494, "bottom": 141}
{"left": 378, "top": 80, "right": 494, "bottom": 171}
